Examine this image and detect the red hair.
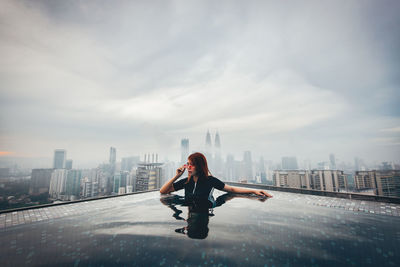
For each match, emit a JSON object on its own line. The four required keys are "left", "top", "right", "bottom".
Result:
{"left": 185, "top": 152, "right": 212, "bottom": 184}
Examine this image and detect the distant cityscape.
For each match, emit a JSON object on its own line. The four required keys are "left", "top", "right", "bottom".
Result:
{"left": 0, "top": 130, "right": 399, "bottom": 210}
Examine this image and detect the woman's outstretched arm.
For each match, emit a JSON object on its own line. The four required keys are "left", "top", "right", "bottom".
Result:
{"left": 160, "top": 165, "right": 186, "bottom": 194}
{"left": 222, "top": 184, "right": 273, "bottom": 198}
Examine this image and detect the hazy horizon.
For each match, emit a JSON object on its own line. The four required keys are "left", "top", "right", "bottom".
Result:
{"left": 1, "top": 0, "right": 399, "bottom": 168}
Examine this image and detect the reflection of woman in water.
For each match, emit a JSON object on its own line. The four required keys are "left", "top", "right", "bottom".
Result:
{"left": 160, "top": 192, "right": 269, "bottom": 239}
{"left": 160, "top": 152, "right": 272, "bottom": 208}
{"left": 160, "top": 194, "right": 211, "bottom": 239}
{"left": 160, "top": 152, "right": 272, "bottom": 239}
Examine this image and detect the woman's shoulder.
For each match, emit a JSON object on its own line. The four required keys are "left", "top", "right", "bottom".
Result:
{"left": 206, "top": 175, "right": 225, "bottom": 189}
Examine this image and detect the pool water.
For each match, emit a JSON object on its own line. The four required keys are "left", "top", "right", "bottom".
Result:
{"left": 1, "top": 190, "right": 399, "bottom": 266}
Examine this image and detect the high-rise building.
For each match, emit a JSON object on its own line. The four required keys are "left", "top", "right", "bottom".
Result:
{"left": 205, "top": 130, "right": 212, "bottom": 149}
{"left": 82, "top": 175, "right": 99, "bottom": 198}
{"left": 65, "top": 169, "right": 82, "bottom": 200}
{"left": 109, "top": 147, "right": 116, "bottom": 165}
{"left": 135, "top": 162, "right": 163, "bottom": 191}
{"left": 136, "top": 166, "right": 149, "bottom": 191}
{"left": 97, "top": 164, "right": 114, "bottom": 195}
{"left": 49, "top": 169, "right": 68, "bottom": 199}
{"left": 224, "top": 154, "right": 236, "bottom": 182}
{"left": 113, "top": 173, "right": 121, "bottom": 194}
{"left": 213, "top": 131, "right": 223, "bottom": 177}
{"left": 214, "top": 131, "right": 221, "bottom": 149}
{"left": 243, "top": 151, "right": 253, "bottom": 180}
{"left": 161, "top": 160, "right": 175, "bottom": 186}
{"left": 80, "top": 169, "right": 100, "bottom": 198}
{"left": 119, "top": 171, "right": 129, "bottom": 193}
{"left": 281, "top": 157, "right": 298, "bottom": 170}
{"left": 65, "top": 160, "right": 73, "bottom": 170}
{"left": 53, "top": 149, "right": 66, "bottom": 169}
{"left": 205, "top": 130, "right": 212, "bottom": 158}
{"left": 181, "top": 139, "right": 189, "bottom": 164}
{"left": 148, "top": 167, "right": 163, "bottom": 190}
{"left": 204, "top": 130, "right": 214, "bottom": 172}
{"left": 256, "top": 157, "right": 267, "bottom": 184}
{"left": 127, "top": 168, "right": 137, "bottom": 193}
{"left": 29, "top": 169, "right": 53, "bottom": 195}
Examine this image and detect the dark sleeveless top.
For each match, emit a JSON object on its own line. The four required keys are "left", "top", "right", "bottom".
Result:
{"left": 173, "top": 176, "right": 225, "bottom": 203}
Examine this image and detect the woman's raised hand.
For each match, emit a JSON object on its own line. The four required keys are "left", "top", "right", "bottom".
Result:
{"left": 175, "top": 165, "right": 187, "bottom": 178}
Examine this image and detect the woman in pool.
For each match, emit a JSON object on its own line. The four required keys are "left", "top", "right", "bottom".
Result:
{"left": 160, "top": 152, "right": 272, "bottom": 208}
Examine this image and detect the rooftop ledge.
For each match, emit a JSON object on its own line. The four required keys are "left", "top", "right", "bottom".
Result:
{"left": 227, "top": 182, "right": 400, "bottom": 204}
{"left": 1, "top": 182, "right": 399, "bottom": 215}
{"left": 1, "top": 184, "right": 399, "bottom": 266}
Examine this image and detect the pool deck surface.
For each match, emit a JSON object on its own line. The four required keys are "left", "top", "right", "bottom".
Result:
{"left": 1, "top": 188, "right": 399, "bottom": 266}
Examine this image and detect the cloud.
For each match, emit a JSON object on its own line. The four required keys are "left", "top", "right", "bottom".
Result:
{"left": 0, "top": 0, "right": 399, "bottom": 166}
{"left": 380, "top": 127, "right": 400, "bottom": 133}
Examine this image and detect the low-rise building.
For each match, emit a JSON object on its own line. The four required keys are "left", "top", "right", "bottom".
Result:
{"left": 273, "top": 170, "right": 348, "bottom": 192}
{"left": 355, "top": 170, "right": 400, "bottom": 197}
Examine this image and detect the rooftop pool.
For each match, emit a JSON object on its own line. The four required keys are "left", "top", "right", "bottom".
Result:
{"left": 1, "top": 188, "right": 399, "bottom": 266}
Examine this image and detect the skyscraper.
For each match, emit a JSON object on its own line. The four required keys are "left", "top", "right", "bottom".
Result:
{"left": 135, "top": 162, "right": 163, "bottom": 191}
{"left": 29, "top": 169, "right": 53, "bottom": 195}
{"left": 213, "top": 131, "right": 223, "bottom": 177}
{"left": 256, "top": 157, "right": 267, "bottom": 184}
{"left": 181, "top": 138, "right": 189, "bottom": 164}
{"left": 243, "top": 151, "right": 253, "bottom": 180}
{"left": 205, "top": 130, "right": 212, "bottom": 148}
{"left": 65, "top": 169, "right": 82, "bottom": 200}
{"left": 109, "top": 147, "right": 116, "bottom": 165}
{"left": 49, "top": 169, "right": 68, "bottom": 199}
{"left": 214, "top": 131, "right": 221, "bottom": 149}
{"left": 53, "top": 149, "right": 66, "bottom": 169}
{"left": 65, "top": 160, "right": 73, "bottom": 170}
{"left": 225, "top": 154, "right": 235, "bottom": 181}
{"left": 204, "top": 130, "right": 214, "bottom": 170}
{"left": 113, "top": 172, "right": 129, "bottom": 194}
{"left": 82, "top": 176, "right": 98, "bottom": 198}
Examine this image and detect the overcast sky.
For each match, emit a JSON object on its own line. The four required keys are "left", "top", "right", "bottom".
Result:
{"left": 0, "top": 0, "right": 399, "bottom": 168}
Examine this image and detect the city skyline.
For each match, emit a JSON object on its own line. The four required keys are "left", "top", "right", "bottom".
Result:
{"left": 1, "top": 1, "right": 399, "bottom": 167}
{"left": 1, "top": 141, "right": 399, "bottom": 212}
{"left": 0, "top": 130, "right": 399, "bottom": 170}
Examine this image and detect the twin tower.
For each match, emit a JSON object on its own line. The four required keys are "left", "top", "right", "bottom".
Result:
{"left": 206, "top": 130, "right": 221, "bottom": 150}
{"left": 181, "top": 131, "right": 222, "bottom": 176}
